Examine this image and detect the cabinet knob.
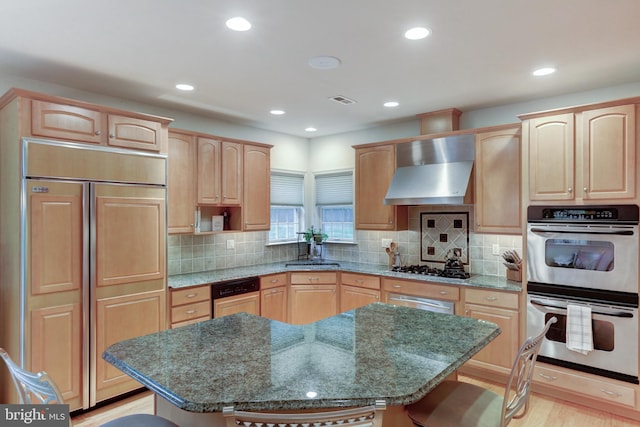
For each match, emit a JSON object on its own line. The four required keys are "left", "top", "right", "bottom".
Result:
{"left": 109, "top": 133, "right": 115, "bottom": 138}
{"left": 95, "top": 130, "right": 102, "bottom": 136}
{"left": 583, "top": 187, "right": 588, "bottom": 192}
{"left": 568, "top": 187, "right": 573, "bottom": 193}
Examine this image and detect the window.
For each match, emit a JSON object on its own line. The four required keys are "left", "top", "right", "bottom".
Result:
{"left": 315, "top": 172, "right": 354, "bottom": 241}
{"left": 269, "top": 172, "right": 304, "bottom": 242}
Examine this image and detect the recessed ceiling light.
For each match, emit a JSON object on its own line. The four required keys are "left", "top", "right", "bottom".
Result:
{"left": 305, "top": 127, "right": 317, "bottom": 132}
{"left": 384, "top": 101, "right": 399, "bottom": 108}
{"left": 404, "top": 27, "right": 431, "bottom": 40}
{"left": 270, "top": 109, "right": 285, "bottom": 115}
{"left": 175, "top": 83, "right": 194, "bottom": 91}
{"left": 308, "top": 56, "right": 341, "bottom": 70}
{"left": 533, "top": 67, "right": 556, "bottom": 76}
{"left": 226, "top": 17, "right": 251, "bottom": 31}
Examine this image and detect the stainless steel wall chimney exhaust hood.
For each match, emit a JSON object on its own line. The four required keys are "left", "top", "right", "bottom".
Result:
{"left": 384, "top": 133, "right": 474, "bottom": 205}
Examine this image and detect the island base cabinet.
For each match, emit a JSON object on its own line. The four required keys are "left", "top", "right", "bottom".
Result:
{"left": 156, "top": 395, "right": 415, "bottom": 427}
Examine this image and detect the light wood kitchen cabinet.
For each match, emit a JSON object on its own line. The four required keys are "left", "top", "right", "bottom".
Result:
{"left": 533, "top": 363, "right": 637, "bottom": 410}
{"left": 213, "top": 291, "right": 260, "bottom": 318}
{"left": 461, "top": 288, "right": 520, "bottom": 377}
{"left": 354, "top": 144, "right": 408, "bottom": 230}
{"left": 340, "top": 273, "right": 381, "bottom": 312}
{"left": 289, "top": 272, "right": 338, "bottom": 324}
{"left": 30, "top": 98, "right": 168, "bottom": 152}
{"left": 243, "top": 144, "right": 271, "bottom": 231}
{"left": 95, "top": 289, "right": 166, "bottom": 404}
{"left": 170, "top": 285, "right": 211, "bottom": 328}
{"left": 474, "top": 125, "right": 522, "bottom": 234}
{"left": 522, "top": 102, "right": 638, "bottom": 203}
{"left": 168, "top": 131, "right": 196, "bottom": 233}
{"left": 260, "top": 273, "right": 288, "bottom": 322}
{"left": 197, "top": 138, "right": 242, "bottom": 206}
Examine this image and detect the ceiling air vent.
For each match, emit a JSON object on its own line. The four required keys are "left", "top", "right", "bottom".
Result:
{"left": 329, "top": 95, "right": 357, "bottom": 105}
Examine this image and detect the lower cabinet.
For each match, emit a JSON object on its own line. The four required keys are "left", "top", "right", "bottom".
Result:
{"left": 339, "top": 272, "right": 381, "bottom": 312}
{"left": 260, "top": 273, "right": 288, "bottom": 322}
{"left": 213, "top": 291, "right": 260, "bottom": 318}
{"left": 461, "top": 288, "right": 520, "bottom": 377}
{"left": 289, "top": 272, "right": 338, "bottom": 325}
{"left": 170, "top": 285, "right": 211, "bottom": 328}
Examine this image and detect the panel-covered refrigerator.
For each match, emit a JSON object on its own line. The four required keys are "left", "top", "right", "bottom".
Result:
{"left": 20, "top": 139, "right": 167, "bottom": 410}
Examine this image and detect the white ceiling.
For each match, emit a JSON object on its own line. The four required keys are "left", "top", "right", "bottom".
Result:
{"left": 1, "top": 0, "right": 639, "bottom": 138}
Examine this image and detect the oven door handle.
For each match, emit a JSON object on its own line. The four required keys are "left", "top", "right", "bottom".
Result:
{"left": 530, "top": 299, "right": 634, "bottom": 318}
{"left": 529, "top": 227, "right": 634, "bottom": 236}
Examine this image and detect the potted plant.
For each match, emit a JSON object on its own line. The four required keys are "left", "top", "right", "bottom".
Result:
{"left": 303, "top": 226, "right": 328, "bottom": 244}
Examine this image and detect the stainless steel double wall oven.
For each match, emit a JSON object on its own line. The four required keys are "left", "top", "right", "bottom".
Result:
{"left": 527, "top": 205, "right": 639, "bottom": 384}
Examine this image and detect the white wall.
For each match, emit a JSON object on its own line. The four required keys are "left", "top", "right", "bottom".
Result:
{"left": 0, "top": 72, "right": 309, "bottom": 172}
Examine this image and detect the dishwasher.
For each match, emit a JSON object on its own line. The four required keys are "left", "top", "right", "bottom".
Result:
{"left": 386, "top": 292, "right": 454, "bottom": 314}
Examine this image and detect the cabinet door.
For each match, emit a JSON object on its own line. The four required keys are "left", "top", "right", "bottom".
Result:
{"left": 289, "top": 285, "right": 337, "bottom": 325}
{"left": 214, "top": 291, "right": 260, "bottom": 318}
{"left": 475, "top": 127, "right": 522, "bottom": 234}
{"left": 221, "top": 141, "right": 243, "bottom": 205}
{"left": 261, "top": 286, "right": 288, "bottom": 322}
{"left": 31, "top": 303, "right": 83, "bottom": 411}
{"left": 94, "top": 290, "right": 166, "bottom": 404}
{"left": 94, "top": 186, "right": 166, "bottom": 288}
{"left": 31, "top": 99, "right": 103, "bottom": 144}
{"left": 581, "top": 105, "right": 636, "bottom": 200}
{"left": 355, "top": 145, "right": 407, "bottom": 230}
{"left": 168, "top": 132, "right": 196, "bottom": 233}
{"left": 243, "top": 144, "right": 271, "bottom": 230}
{"left": 340, "top": 285, "right": 380, "bottom": 313}
{"left": 464, "top": 303, "right": 519, "bottom": 373}
{"left": 197, "top": 137, "right": 222, "bottom": 204}
{"left": 528, "top": 113, "right": 575, "bottom": 201}
{"left": 107, "top": 115, "right": 162, "bottom": 152}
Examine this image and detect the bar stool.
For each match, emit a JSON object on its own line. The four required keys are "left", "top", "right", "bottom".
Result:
{"left": 0, "top": 348, "right": 178, "bottom": 427}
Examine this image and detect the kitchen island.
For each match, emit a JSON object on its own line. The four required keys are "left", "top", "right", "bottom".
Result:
{"left": 103, "top": 303, "right": 500, "bottom": 427}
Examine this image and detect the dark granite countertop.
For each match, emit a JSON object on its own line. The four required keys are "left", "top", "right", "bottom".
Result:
{"left": 103, "top": 303, "right": 500, "bottom": 412}
{"left": 168, "top": 261, "right": 522, "bottom": 292}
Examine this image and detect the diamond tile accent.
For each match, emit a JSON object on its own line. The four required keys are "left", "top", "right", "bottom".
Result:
{"left": 420, "top": 212, "right": 469, "bottom": 264}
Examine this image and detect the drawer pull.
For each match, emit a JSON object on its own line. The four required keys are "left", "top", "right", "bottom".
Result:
{"left": 392, "top": 284, "right": 402, "bottom": 288}
{"left": 356, "top": 279, "right": 364, "bottom": 283}
{"left": 538, "top": 373, "right": 558, "bottom": 381}
{"left": 439, "top": 291, "right": 449, "bottom": 295}
{"left": 600, "top": 389, "right": 622, "bottom": 398}
{"left": 270, "top": 279, "right": 280, "bottom": 283}
{"left": 186, "top": 293, "right": 198, "bottom": 298}
{"left": 185, "top": 310, "right": 197, "bottom": 315}
{"left": 485, "top": 296, "right": 498, "bottom": 302}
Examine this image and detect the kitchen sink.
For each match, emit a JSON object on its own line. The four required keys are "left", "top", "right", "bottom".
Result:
{"left": 285, "top": 261, "right": 341, "bottom": 267}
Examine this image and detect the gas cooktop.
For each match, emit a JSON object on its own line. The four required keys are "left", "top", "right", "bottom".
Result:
{"left": 391, "top": 264, "right": 471, "bottom": 279}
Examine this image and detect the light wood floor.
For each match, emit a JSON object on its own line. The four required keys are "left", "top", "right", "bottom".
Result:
{"left": 72, "top": 376, "right": 640, "bottom": 427}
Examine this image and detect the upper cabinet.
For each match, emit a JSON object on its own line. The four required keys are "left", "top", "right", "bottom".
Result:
{"left": 15, "top": 90, "right": 172, "bottom": 153}
{"left": 354, "top": 144, "right": 408, "bottom": 230}
{"left": 167, "top": 128, "right": 272, "bottom": 234}
{"left": 243, "top": 144, "right": 271, "bottom": 231}
{"left": 474, "top": 125, "right": 522, "bottom": 234}
{"left": 197, "top": 138, "right": 242, "bottom": 206}
{"left": 168, "top": 131, "right": 196, "bottom": 233}
{"left": 522, "top": 102, "right": 638, "bottom": 204}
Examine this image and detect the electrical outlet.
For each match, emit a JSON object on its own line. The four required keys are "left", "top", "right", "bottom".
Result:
{"left": 227, "top": 239, "right": 235, "bottom": 249}
{"left": 492, "top": 244, "right": 500, "bottom": 255}
{"left": 381, "top": 238, "right": 392, "bottom": 248}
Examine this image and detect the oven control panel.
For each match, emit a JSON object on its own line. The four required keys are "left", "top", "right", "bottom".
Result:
{"left": 528, "top": 205, "right": 639, "bottom": 223}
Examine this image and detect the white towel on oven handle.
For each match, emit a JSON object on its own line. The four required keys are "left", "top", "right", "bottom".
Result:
{"left": 566, "top": 303, "right": 593, "bottom": 355}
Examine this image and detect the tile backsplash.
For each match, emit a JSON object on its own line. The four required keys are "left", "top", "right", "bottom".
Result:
{"left": 168, "top": 205, "right": 523, "bottom": 278}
